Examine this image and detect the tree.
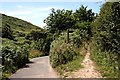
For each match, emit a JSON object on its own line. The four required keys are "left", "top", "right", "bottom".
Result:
{"left": 73, "top": 5, "right": 95, "bottom": 22}
{"left": 73, "top": 5, "right": 95, "bottom": 40}
{"left": 44, "top": 8, "right": 74, "bottom": 34}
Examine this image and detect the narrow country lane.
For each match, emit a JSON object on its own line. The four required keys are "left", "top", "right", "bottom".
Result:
{"left": 10, "top": 56, "right": 59, "bottom": 78}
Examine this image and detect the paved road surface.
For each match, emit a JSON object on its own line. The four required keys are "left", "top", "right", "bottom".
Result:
{"left": 10, "top": 56, "right": 59, "bottom": 78}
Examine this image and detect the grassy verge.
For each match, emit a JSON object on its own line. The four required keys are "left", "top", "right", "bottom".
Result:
{"left": 55, "top": 55, "right": 84, "bottom": 78}
{"left": 90, "top": 46, "right": 118, "bottom": 78}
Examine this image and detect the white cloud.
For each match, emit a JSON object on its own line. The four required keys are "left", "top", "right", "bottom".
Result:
{"left": 17, "top": 5, "right": 23, "bottom": 8}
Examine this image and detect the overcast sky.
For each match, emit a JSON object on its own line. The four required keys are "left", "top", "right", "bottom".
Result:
{"left": 0, "top": 2, "right": 104, "bottom": 28}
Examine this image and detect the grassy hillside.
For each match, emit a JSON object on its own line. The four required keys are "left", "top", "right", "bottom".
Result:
{"left": 0, "top": 13, "right": 42, "bottom": 32}
{"left": 0, "top": 13, "right": 44, "bottom": 47}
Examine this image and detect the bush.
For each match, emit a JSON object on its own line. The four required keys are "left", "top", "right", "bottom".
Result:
{"left": 69, "top": 29, "right": 82, "bottom": 47}
{"left": 2, "top": 44, "right": 29, "bottom": 78}
{"left": 25, "top": 30, "right": 47, "bottom": 40}
{"left": 2, "top": 24, "right": 14, "bottom": 40}
{"left": 50, "top": 35, "right": 79, "bottom": 68}
{"left": 25, "top": 30, "right": 52, "bottom": 56}
{"left": 65, "top": 29, "right": 89, "bottom": 48}
{"left": 31, "top": 38, "right": 51, "bottom": 55}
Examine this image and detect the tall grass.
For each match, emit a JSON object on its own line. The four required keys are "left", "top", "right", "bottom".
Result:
{"left": 90, "top": 41, "right": 118, "bottom": 78}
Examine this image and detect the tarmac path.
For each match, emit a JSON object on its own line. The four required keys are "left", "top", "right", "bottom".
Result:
{"left": 10, "top": 56, "right": 59, "bottom": 78}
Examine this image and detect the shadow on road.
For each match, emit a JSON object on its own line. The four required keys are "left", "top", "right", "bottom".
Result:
{"left": 27, "top": 61, "right": 34, "bottom": 64}
{"left": 19, "top": 61, "right": 34, "bottom": 69}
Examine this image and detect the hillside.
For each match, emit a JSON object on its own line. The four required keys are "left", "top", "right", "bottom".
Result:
{"left": 1, "top": 13, "right": 51, "bottom": 78}
{"left": 0, "top": 13, "right": 42, "bottom": 32}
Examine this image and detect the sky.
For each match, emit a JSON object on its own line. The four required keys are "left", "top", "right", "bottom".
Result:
{"left": 0, "top": 2, "right": 104, "bottom": 28}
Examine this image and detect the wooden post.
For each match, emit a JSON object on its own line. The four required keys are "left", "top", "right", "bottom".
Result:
{"left": 67, "top": 29, "right": 69, "bottom": 43}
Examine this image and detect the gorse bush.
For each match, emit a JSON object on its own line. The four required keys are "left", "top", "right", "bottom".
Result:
{"left": 50, "top": 42, "right": 78, "bottom": 68}
{"left": 49, "top": 27, "right": 90, "bottom": 68}
{"left": 2, "top": 44, "right": 29, "bottom": 78}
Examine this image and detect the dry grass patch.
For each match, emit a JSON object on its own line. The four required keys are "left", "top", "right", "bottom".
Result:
{"left": 29, "top": 49, "right": 44, "bottom": 59}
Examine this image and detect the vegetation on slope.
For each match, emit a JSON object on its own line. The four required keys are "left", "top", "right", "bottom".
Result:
{"left": 1, "top": 13, "right": 41, "bottom": 32}
{"left": 0, "top": 14, "right": 51, "bottom": 79}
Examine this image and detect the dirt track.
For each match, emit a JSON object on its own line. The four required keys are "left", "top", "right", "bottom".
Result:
{"left": 69, "top": 51, "right": 102, "bottom": 78}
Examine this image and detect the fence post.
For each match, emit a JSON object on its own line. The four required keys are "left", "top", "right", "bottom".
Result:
{"left": 67, "top": 29, "right": 69, "bottom": 43}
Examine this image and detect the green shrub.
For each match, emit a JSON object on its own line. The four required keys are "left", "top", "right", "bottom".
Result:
{"left": 25, "top": 30, "right": 47, "bottom": 40}
{"left": 31, "top": 37, "right": 52, "bottom": 56}
{"left": 63, "top": 29, "right": 89, "bottom": 48}
{"left": 25, "top": 30, "right": 52, "bottom": 56}
{"left": 50, "top": 34, "right": 79, "bottom": 68}
{"left": 2, "top": 44, "right": 29, "bottom": 78}
{"left": 2, "top": 24, "right": 14, "bottom": 40}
